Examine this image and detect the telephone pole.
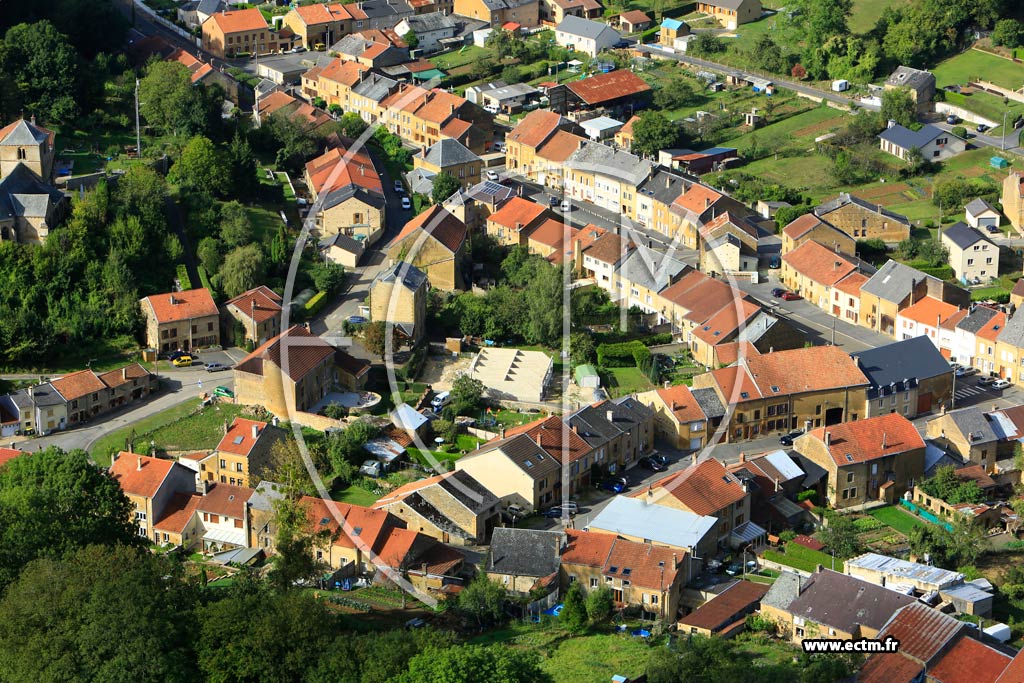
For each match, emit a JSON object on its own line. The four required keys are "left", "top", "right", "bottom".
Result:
{"left": 135, "top": 78, "right": 142, "bottom": 159}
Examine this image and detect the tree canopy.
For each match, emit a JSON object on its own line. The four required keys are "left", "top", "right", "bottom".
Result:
{"left": 0, "top": 21, "right": 83, "bottom": 123}
{"left": 431, "top": 171, "right": 461, "bottom": 205}
{"left": 632, "top": 111, "right": 682, "bottom": 157}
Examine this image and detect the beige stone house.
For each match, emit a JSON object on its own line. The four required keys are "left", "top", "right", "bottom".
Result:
{"left": 201, "top": 8, "right": 278, "bottom": 59}
{"left": 305, "top": 142, "right": 386, "bottom": 246}
{"left": 1002, "top": 171, "right": 1024, "bottom": 234}
{"left": 940, "top": 221, "right": 1000, "bottom": 284}
{"left": 189, "top": 417, "right": 282, "bottom": 487}
{"left": 780, "top": 213, "right": 855, "bottom": 256}
{"left": 140, "top": 288, "right": 220, "bottom": 354}
{"left": 793, "top": 412, "right": 925, "bottom": 509}
{"left": 373, "top": 470, "right": 500, "bottom": 545}
{"left": 455, "top": 433, "right": 560, "bottom": 512}
{"left": 815, "top": 193, "right": 911, "bottom": 243}
{"left": 369, "top": 261, "right": 428, "bottom": 342}
{"left": 223, "top": 285, "right": 283, "bottom": 347}
{"left": 386, "top": 206, "right": 467, "bottom": 292}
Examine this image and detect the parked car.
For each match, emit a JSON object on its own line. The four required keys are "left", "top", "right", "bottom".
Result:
{"left": 431, "top": 391, "right": 451, "bottom": 409}
{"left": 598, "top": 478, "right": 626, "bottom": 493}
{"left": 987, "top": 225, "right": 1001, "bottom": 233}
{"left": 347, "top": 315, "right": 368, "bottom": 324}
{"left": 978, "top": 376, "right": 998, "bottom": 387}
{"left": 771, "top": 287, "right": 786, "bottom": 298}
{"left": 779, "top": 430, "right": 804, "bottom": 446}
{"left": 768, "top": 256, "right": 781, "bottom": 269}
{"left": 172, "top": 355, "right": 194, "bottom": 367}
{"left": 401, "top": 197, "right": 411, "bottom": 210}
{"left": 639, "top": 456, "right": 667, "bottom": 472}
{"left": 955, "top": 366, "right": 979, "bottom": 377}
{"left": 213, "top": 386, "right": 234, "bottom": 399}
{"left": 725, "top": 564, "right": 742, "bottom": 576}
{"left": 204, "top": 362, "right": 229, "bottom": 372}
{"left": 492, "top": 141, "right": 506, "bottom": 153}
{"left": 648, "top": 453, "right": 670, "bottom": 467}
{"left": 560, "top": 200, "right": 571, "bottom": 212}
{"left": 393, "top": 180, "right": 404, "bottom": 193}
{"left": 977, "top": 124, "right": 989, "bottom": 133}
{"left": 993, "top": 379, "right": 1012, "bottom": 390}
{"left": 946, "top": 114, "right": 959, "bottom": 124}
{"left": 486, "top": 170, "right": 499, "bottom": 181}
{"left": 780, "top": 291, "right": 802, "bottom": 301}
{"left": 543, "top": 501, "right": 578, "bottom": 517}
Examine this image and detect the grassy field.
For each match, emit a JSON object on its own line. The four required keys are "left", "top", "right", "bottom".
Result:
{"left": 763, "top": 541, "right": 844, "bottom": 573}
{"left": 849, "top": 0, "right": 908, "bottom": 33}
{"left": 868, "top": 505, "right": 928, "bottom": 535}
{"left": 721, "top": 106, "right": 850, "bottom": 150}
{"left": 331, "top": 483, "right": 380, "bottom": 506}
{"left": 429, "top": 45, "right": 488, "bottom": 70}
{"left": 89, "top": 401, "right": 249, "bottom": 466}
{"left": 604, "top": 366, "right": 655, "bottom": 397}
{"left": 932, "top": 49, "right": 1024, "bottom": 91}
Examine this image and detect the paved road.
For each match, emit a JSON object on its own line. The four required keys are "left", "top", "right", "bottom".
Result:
{"left": 635, "top": 45, "right": 879, "bottom": 112}
{"left": 931, "top": 120, "right": 1022, "bottom": 155}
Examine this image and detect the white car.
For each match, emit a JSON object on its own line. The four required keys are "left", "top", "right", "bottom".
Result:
{"left": 560, "top": 200, "right": 571, "bottom": 212}
{"left": 393, "top": 180, "right": 404, "bottom": 193}
{"left": 993, "top": 379, "right": 1012, "bottom": 390}
{"left": 401, "top": 197, "right": 411, "bottom": 210}
{"left": 486, "top": 170, "right": 499, "bottom": 181}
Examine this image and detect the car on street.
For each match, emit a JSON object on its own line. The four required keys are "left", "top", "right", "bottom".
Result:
{"left": 993, "top": 379, "right": 1012, "bottom": 390}
{"left": 597, "top": 477, "right": 627, "bottom": 493}
{"left": 172, "top": 355, "right": 194, "bottom": 367}
{"left": 771, "top": 287, "right": 785, "bottom": 298}
{"left": 492, "top": 141, "right": 506, "bottom": 152}
{"left": 978, "top": 376, "right": 998, "bottom": 387}
{"left": 347, "top": 315, "right": 368, "bottom": 324}
{"left": 542, "top": 501, "right": 578, "bottom": 517}
{"left": 560, "top": 200, "right": 571, "bottom": 212}
{"left": 648, "top": 453, "right": 670, "bottom": 467}
{"left": 166, "top": 349, "right": 187, "bottom": 361}
{"left": 204, "top": 362, "right": 229, "bottom": 372}
{"left": 638, "top": 456, "right": 667, "bottom": 472}
{"left": 393, "top": 180, "right": 404, "bottom": 193}
{"left": 725, "top": 564, "right": 742, "bottom": 576}
{"left": 780, "top": 291, "right": 802, "bottom": 301}
{"left": 768, "top": 256, "right": 781, "bottom": 269}
{"left": 946, "top": 115, "right": 959, "bottom": 124}
{"left": 955, "top": 366, "right": 978, "bottom": 377}
{"left": 213, "top": 386, "right": 234, "bottom": 399}
{"left": 779, "top": 430, "right": 804, "bottom": 446}
{"left": 401, "top": 197, "right": 411, "bottom": 210}
{"left": 486, "top": 170, "right": 499, "bottom": 181}
{"left": 977, "top": 124, "right": 989, "bottom": 133}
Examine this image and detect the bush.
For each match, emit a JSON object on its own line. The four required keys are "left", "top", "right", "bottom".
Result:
{"left": 304, "top": 291, "right": 328, "bottom": 317}
{"left": 796, "top": 490, "right": 818, "bottom": 504}
{"left": 176, "top": 264, "right": 193, "bottom": 290}
{"left": 596, "top": 340, "right": 651, "bottom": 369}
{"left": 745, "top": 614, "right": 776, "bottom": 634}
{"left": 951, "top": 126, "right": 967, "bottom": 139}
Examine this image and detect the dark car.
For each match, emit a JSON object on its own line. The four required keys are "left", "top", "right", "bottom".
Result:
{"left": 978, "top": 376, "right": 998, "bottom": 387}
{"left": 639, "top": 456, "right": 667, "bottom": 472}
{"left": 768, "top": 256, "right": 781, "bottom": 269}
{"left": 779, "top": 430, "right": 804, "bottom": 446}
{"left": 204, "top": 362, "right": 230, "bottom": 372}
{"left": 541, "top": 507, "right": 564, "bottom": 518}
{"left": 648, "top": 453, "right": 670, "bottom": 467}
{"left": 781, "top": 291, "right": 802, "bottom": 301}
{"left": 166, "top": 349, "right": 187, "bottom": 361}
{"left": 598, "top": 478, "right": 627, "bottom": 493}
{"left": 977, "top": 124, "right": 989, "bottom": 133}
{"left": 771, "top": 287, "right": 785, "bottom": 298}
{"left": 347, "top": 315, "right": 368, "bottom": 324}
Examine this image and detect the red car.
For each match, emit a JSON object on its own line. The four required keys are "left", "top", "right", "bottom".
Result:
{"left": 781, "top": 292, "right": 802, "bottom": 301}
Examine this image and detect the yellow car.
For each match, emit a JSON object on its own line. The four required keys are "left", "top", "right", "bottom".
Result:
{"left": 172, "top": 356, "right": 193, "bottom": 367}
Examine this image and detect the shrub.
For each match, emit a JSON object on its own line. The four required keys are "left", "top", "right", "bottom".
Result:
{"left": 304, "top": 291, "right": 328, "bottom": 317}
{"left": 797, "top": 490, "right": 818, "bottom": 504}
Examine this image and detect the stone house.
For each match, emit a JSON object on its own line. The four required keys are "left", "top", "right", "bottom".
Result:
{"left": 140, "top": 288, "right": 220, "bottom": 354}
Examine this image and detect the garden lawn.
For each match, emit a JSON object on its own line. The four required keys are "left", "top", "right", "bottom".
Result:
{"left": 604, "top": 366, "right": 655, "bottom": 397}
{"left": 89, "top": 399, "right": 209, "bottom": 466}
{"left": 849, "top": 0, "right": 908, "bottom": 33}
{"left": 491, "top": 409, "right": 544, "bottom": 428}
{"left": 538, "top": 634, "right": 651, "bottom": 683}
{"left": 763, "top": 542, "right": 844, "bottom": 573}
{"left": 722, "top": 106, "right": 850, "bottom": 150}
{"left": 868, "top": 505, "right": 928, "bottom": 535}
{"left": 429, "top": 45, "right": 488, "bottom": 70}
{"left": 246, "top": 203, "right": 286, "bottom": 242}
{"left": 143, "top": 403, "right": 250, "bottom": 451}
{"left": 932, "top": 49, "right": 1024, "bottom": 92}
{"left": 332, "top": 484, "right": 380, "bottom": 506}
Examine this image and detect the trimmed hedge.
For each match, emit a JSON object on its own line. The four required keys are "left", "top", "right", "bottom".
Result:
{"left": 641, "top": 333, "right": 673, "bottom": 346}
{"left": 198, "top": 265, "right": 216, "bottom": 300}
{"left": 597, "top": 340, "right": 651, "bottom": 369}
{"left": 176, "top": 264, "right": 193, "bottom": 290}
{"left": 304, "top": 291, "right": 328, "bottom": 317}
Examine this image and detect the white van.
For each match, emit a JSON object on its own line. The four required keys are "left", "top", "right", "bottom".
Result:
{"left": 431, "top": 391, "right": 451, "bottom": 409}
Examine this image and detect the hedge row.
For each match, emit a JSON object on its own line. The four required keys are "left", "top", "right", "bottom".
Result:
{"left": 176, "top": 264, "right": 193, "bottom": 290}
{"left": 597, "top": 340, "right": 652, "bottom": 369}
{"left": 304, "top": 291, "right": 328, "bottom": 317}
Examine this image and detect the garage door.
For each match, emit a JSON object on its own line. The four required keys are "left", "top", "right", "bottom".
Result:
{"left": 917, "top": 392, "right": 932, "bottom": 414}
{"left": 689, "top": 437, "right": 702, "bottom": 451}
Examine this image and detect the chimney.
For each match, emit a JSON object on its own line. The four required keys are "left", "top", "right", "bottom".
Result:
{"left": 672, "top": 553, "right": 679, "bottom": 570}
{"left": 606, "top": 410, "right": 614, "bottom": 423}
{"left": 738, "top": 452, "right": 746, "bottom": 463}
{"left": 122, "top": 367, "right": 127, "bottom": 380}
{"left": 705, "top": 197, "right": 711, "bottom": 208}
{"left": 887, "top": 119, "right": 896, "bottom": 129}
{"left": 671, "top": 400, "right": 677, "bottom": 411}
{"left": 825, "top": 431, "right": 831, "bottom": 447}
{"left": 450, "top": 104, "right": 455, "bottom": 115}
{"left": 30, "top": 114, "right": 35, "bottom": 125}
{"left": 224, "top": 420, "right": 229, "bottom": 435}
{"left": 169, "top": 294, "right": 177, "bottom": 305}
{"left": 252, "top": 423, "right": 260, "bottom": 440}
{"left": 137, "top": 456, "right": 142, "bottom": 471}
{"left": 647, "top": 484, "right": 653, "bottom": 497}
{"left": 881, "top": 432, "right": 887, "bottom": 449}
{"left": 535, "top": 434, "right": 542, "bottom": 447}
{"left": 571, "top": 424, "right": 578, "bottom": 433}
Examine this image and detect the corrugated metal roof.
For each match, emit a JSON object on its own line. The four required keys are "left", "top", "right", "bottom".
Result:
{"left": 587, "top": 495, "right": 717, "bottom": 549}
{"left": 847, "top": 552, "right": 961, "bottom": 589}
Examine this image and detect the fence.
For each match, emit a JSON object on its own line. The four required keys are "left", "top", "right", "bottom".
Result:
{"left": 133, "top": 0, "right": 200, "bottom": 45}
{"left": 972, "top": 79, "right": 1024, "bottom": 105}
{"left": 899, "top": 499, "right": 954, "bottom": 531}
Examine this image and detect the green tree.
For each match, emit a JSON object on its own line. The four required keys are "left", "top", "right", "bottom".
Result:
{"left": 337, "top": 111, "right": 368, "bottom": 138}
{"left": 198, "top": 236, "right": 225, "bottom": 276}
{"left": 919, "top": 465, "right": 984, "bottom": 504}
{"left": 774, "top": 204, "right": 814, "bottom": 231}
{"left": 570, "top": 331, "right": 596, "bottom": 366}
{"left": 561, "top": 582, "right": 588, "bottom": 634}
{"left": 0, "top": 545, "right": 197, "bottom": 683}
{"left": 908, "top": 516, "right": 984, "bottom": 568}
{"left": 363, "top": 320, "right": 398, "bottom": 359}
{"left": 168, "top": 136, "right": 229, "bottom": 193}
{"left": 219, "top": 201, "right": 254, "bottom": 249}
{"left": 0, "top": 21, "right": 82, "bottom": 122}
{"left": 653, "top": 78, "right": 699, "bottom": 110}
{"left": 471, "top": 57, "right": 496, "bottom": 81}
{"left": 139, "top": 60, "right": 220, "bottom": 137}
{"left": 501, "top": 64, "right": 522, "bottom": 84}
{"left": 748, "top": 35, "right": 786, "bottom": 73}
{"left": 219, "top": 244, "right": 265, "bottom": 298}
{"left": 227, "top": 132, "right": 260, "bottom": 199}
{"left": 397, "top": 645, "right": 552, "bottom": 683}
{"left": 586, "top": 585, "right": 614, "bottom": 624}
{"left": 450, "top": 374, "right": 485, "bottom": 416}
{"left": 0, "top": 447, "right": 142, "bottom": 587}
{"left": 992, "top": 19, "right": 1024, "bottom": 48}
{"left": 688, "top": 33, "right": 725, "bottom": 55}
{"left": 431, "top": 171, "right": 462, "bottom": 204}
{"left": 458, "top": 573, "right": 507, "bottom": 626}
{"left": 310, "top": 260, "right": 346, "bottom": 294}
{"left": 819, "top": 512, "right": 862, "bottom": 558}
{"left": 404, "top": 30, "right": 420, "bottom": 49}
{"left": 268, "top": 491, "right": 332, "bottom": 590}
{"left": 524, "top": 262, "right": 565, "bottom": 346}
{"left": 631, "top": 111, "right": 681, "bottom": 157}
{"left": 880, "top": 87, "right": 916, "bottom": 128}
{"left": 265, "top": 112, "right": 318, "bottom": 173}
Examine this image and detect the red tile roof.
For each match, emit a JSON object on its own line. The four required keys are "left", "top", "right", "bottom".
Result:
{"left": 582, "top": 231, "right": 631, "bottom": 265}
{"left": 653, "top": 385, "right": 707, "bottom": 424}
{"left": 705, "top": 344, "right": 868, "bottom": 402}
{"left": 781, "top": 213, "right": 824, "bottom": 239}
{"left": 504, "top": 415, "right": 593, "bottom": 464}
{"left": 99, "top": 363, "right": 153, "bottom": 390}
{"left": 566, "top": 70, "right": 651, "bottom": 106}
{"left": 440, "top": 117, "right": 473, "bottom": 141}
{"left": 976, "top": 311, "right": 1007, "bottom": 341}
{"left": 153, "top": 493, "right": 201, "bottom": 533}
{"left": 487, "top": 196, "right": 549, "bottom": 230}
{"left": 206, "top": 8, "right": 268, "bottom": 34}
{"left": 318, "top": 58, "right": 370, "bottom": 87}
{"left": 197, "top": 483, "right": 255, "bottom": 519}
{"left": 381, "top": 86, "right": 466, "bottom": 126}
{"left": 234, "top": 325, "right": 336, "bottom": 382}
{"left": 0, "top": 448, "right": 22, "bottom": 467}
{"left": 805, "top": 412, "right": 924, "bottom": 466}
{"left": 110, "top": 453, "right": 176, "bottom": 499}
{"left": 525, "top": 218, "right": 576, "bottom": 261}
{"left": 258, "top": 90, "right": 298, "bottom": 118}
{"left": 292, "top": 2, "right": 353, "bottom": 25}
{"left": 691, "top": 298, "right": 760, "bottom": 345}
{"left": 537, "top": 129, "right": 587, "bottom": 163}
{"left": 897, "top": 296, "right": 961, "bottom": 327}
{"left": 507, "top": 109, "right": 563, "bottom": 149}
{"left": 661, "top": 274, "right": 744, "bottom": 324}
{"left": 714, "top": 341, "right": 760, "bottom": 366}
{"left": 671, "top": 184, "right": 722, "bottom": 216}
{"left": 634, "top": 458, "right": 746, "bottom": 516}
{"left": 995, "top": 649, "right": 1024, "bottom": 683}
{"left": 50, "top": 369, "right": 107, "bottom": 402}
{"left": 225, "top": 285, "right": 283, "bottom": 325}
{"left": 216, "top": 418, "right": 269, "bottom": 457}
{"left": 835, "top": 271, "right": 869, "bottom": 297}
{"left": 142, "top": 288, "right": 218, "bottom": 324}
{"left": 392, "top": 205, "right": 467, "bottom": 254}
{"left": 857, "top": 653, "right": 924, "bottom": 683}
{"left": 562, "top": 530, "right": 681, "bottom": 591}
{"left": 877, "top": 603, "right": 968, "bottom": 665}
{"left": 677, "top": 580, "right": 768, "bottom": 631}
{"left": 782, "top": 240, "right": 861, "bottom": 287}
{"left": 929, "top": 635, "right": 1012, "bottom": 683}
{"left": 305, "top": 142, "right": 383, "bottom": 197}
{"left": 619, "top": 9, "right": 652, "bottom": 24}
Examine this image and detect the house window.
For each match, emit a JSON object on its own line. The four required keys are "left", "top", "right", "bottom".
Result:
{"left": 220, "top": 459, "right": 226, "bottom": 468}
{"left": 796, "top": 627, "right": 805, "bottom": 637}
{"left": 207, "top": 322, "right": 214, "bottom": 331}
{"left": 590, "top": 578, "right": 599, "bottom": 588}
{"left": 847, "top": 472, "right": 854, "bottom": 483}
{"left": 236, "top": 463, "right": 243, "bottom": 472}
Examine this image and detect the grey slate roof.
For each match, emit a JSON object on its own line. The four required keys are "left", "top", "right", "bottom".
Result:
{"left": 23, "top": 384, "right": 65, "bottom": 407}
{"left": 321, "top": 184, "right": 385, "bottom": 212}
{"left": 0, "top": 163, "right": 64, "bottom": 221}
{"left": 944, "top": 406, "right": 1001, "bottom": 444}
{"left": 955, "top": 305, "right": 999, "bottom": 334}
{"left": 557, "top": 15, "right": 621, "bottom": 41}
{"left": 942, "top": 221, "right": 990, "bottom": 250}
{"left": 786, "top": 570, "right": 916, "bottom": 634}
{"left": 465, "top": 179, "right": 515, "bottom": 204}
{"left": 482, "top": 82, "right": 540, "bottom": 102}
{"left": 466, "top": 432, "right": 560, "bottom": 480}
{"left": 196, "top": 0, "right": 224, "bottom": 14}
{"left": 815, "top": 193, "right": 910, "bottom": 226}
{"left": 611, "top": 395, "right": 655, "bottom": 424}
{"left": 405, "top": 167, "right": 436, "bottom": 195}
{"left": 791, "top": 452, "right": 827, "bottom": 487}
{"left": 637, "top": 168, "right": 692, "bottom": 206}
{"left": 319, "top": 232, "right": 364, "bottom": 253}
{"left": 420, "top": 138, "right": 480, "bottom": 167}
{"left": 566, "top": 405, "right": 625, "bottom": 448}
{"left": 850, "top": 336, "right": 952, "bottom": 398}
{"left": 359, "top": 0, "right": 414, "bottom": 19}
{"left": 708, "top": 0, "right": 755, "bottom": 10}
{"left": 351, "top": 73, "right": 398, "bottom": 102}
{"left": 481, "top": 0, "right": 534, "bottom": 11}
{"left": 404, "top": 11, "right": 457, "bottom": 32}
{"left": 375, "top": 261, "right": 427, "bottom": 291}
{"left": 965, "top": 198, "right": 999, "bottom": 218}
{"left": 248, "top": 480, "right": 287, "bottom": 512}
{"left": 859, "top": 260, "right": 935, "bottom": 304}
{"left": 566, "top": 141, "right": 651, "bottom": 187}
{"left": 996, "top": 307, "right": 1024, "bottom": 347}
{"left": 762, "top": 570, "right": 803, "bottom": 611}
{"left": 434, "top": 470, "right": 500, "bottom": 514}
{"left": 879, "top": 123, "right": 943, "bottom": 151}
{"left": 0, "top": 120, "right": 49, "bottom": 146}
{"left": 487, "top": 528, "right": 564, "bottom": 577}
{"left": 400, "top": 492, "right": 473, "bottom": 540}
{"left": 885, "top": 66, "right": 935, "bottom": 92}
{"left": 691, "top": 386, "right": 725, "bottom": 419}
{"left": 617, "top": 249, "right": 689, "bottom": 294}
